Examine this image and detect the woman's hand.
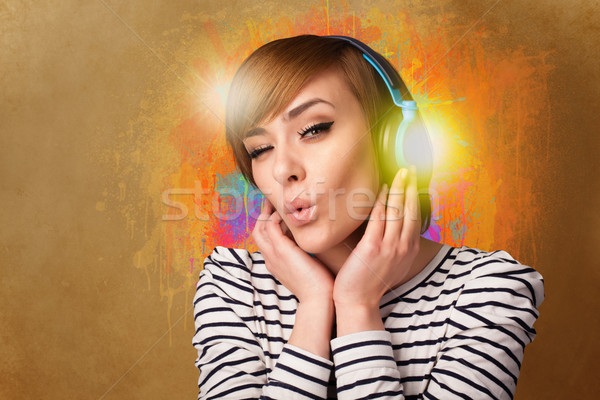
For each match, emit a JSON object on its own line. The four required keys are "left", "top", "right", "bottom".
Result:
{"left": 252, "top": 199, "right": 334, "bottom": 304}
{"left": 333, "top": 166, "right": 421, "bottom": 334}
{"left": 253, "top": 199, "right": 335, "bottom": 358}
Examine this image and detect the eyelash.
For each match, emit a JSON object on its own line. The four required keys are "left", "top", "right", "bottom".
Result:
{"left": 247, "top": 121, "right": 335, "bottom": 159}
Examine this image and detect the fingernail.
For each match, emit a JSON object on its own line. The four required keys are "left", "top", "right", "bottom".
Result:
{"left": 410, "top": 165, "right": 417, "bottom": 174}
{"left": 401, "top": 168, "right": 408, "bottom": 179}
{"left": 381, "top": 183, "right": 388, "bottom": 194}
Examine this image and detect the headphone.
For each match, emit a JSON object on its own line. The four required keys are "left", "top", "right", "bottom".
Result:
{"left": 324, "top": 35, "right": 434, "bottom": 196}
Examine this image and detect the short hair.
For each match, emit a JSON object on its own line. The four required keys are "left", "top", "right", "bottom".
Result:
{"left": 225, "top": 34, "right": 432, "bottom": 234}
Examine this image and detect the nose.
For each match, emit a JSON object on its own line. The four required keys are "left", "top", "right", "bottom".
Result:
{"left": 272, "top": 147, "right": 305, "bottom": 185}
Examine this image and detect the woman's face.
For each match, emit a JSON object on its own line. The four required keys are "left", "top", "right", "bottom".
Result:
{"left": 243, "top": 65, "right": 380, "bottom": 255}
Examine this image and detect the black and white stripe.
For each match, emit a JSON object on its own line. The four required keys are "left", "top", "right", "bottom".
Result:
{"left": 193, "top": 244, "right": 544, "bottom": 399}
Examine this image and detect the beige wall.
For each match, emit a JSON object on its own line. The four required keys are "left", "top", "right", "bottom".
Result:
{"left": 1, "top": 0, "right": 598, "bottom": 398}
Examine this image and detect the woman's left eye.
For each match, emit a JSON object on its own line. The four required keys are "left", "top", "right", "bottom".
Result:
{"left": 297, "top": 121, "right": 334, "bottom": 138}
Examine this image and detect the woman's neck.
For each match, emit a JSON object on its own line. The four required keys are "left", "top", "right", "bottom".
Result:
{"left": 313, "top": 220, "right": 368, "bottom": 275}
{"left": 313, "top": 220, "right": 444, "bottom": 287}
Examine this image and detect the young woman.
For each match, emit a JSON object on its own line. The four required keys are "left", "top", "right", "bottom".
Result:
{"left": 193, "top": 34, "right": 544, "bottom": 399}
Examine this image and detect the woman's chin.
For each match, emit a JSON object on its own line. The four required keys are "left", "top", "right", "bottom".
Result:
{"left": 290, "top": 217, "right": 370, "bottom": 255}
{"left": 291, "top": 232, "right": 328, "bottom": 255}
{"left": 292, "top": 238, "right": 320, "bottom": 255}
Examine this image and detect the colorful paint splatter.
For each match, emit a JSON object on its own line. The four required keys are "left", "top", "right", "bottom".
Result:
{"left": 104, "top": 1, "right": 552, "bottom": 335}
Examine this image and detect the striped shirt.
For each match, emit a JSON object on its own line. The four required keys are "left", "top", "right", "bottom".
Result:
{"left": 193, "top": 243, "right": 544, "bottom": 399}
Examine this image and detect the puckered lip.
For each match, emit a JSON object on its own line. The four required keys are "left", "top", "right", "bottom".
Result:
{"left": 283, "top": 197, "right": 315, "bottom": 214}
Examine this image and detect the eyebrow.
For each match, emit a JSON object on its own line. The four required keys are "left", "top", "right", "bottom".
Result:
{"left": 244, "top": 98, "right": 335, "bottom": 138}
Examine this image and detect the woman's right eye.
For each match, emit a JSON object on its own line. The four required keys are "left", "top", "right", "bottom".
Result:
{"left": 248, "top": 145, "right": 273, "bottom": 159}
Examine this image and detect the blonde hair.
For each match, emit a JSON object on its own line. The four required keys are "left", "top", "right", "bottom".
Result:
{"left": 225, "top": 34, "right": 431, "bottom": 233}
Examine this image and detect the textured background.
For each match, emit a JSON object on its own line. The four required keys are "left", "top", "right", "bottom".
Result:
{"left": 1, "top": 0, "right": 598, "bottom": 398}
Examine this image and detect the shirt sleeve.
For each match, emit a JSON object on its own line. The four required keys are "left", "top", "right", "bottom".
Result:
{"left": 193, "top": 248, "right": 333, "bottom": 399}
{"left": 330, "top": 254, "right": 544, "bottom": 400}
{"left": 331, "top": 330, "right": 404, "bottom": 399}
{"left": 425, "top": 261, "right": 544, "bottom": 399}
